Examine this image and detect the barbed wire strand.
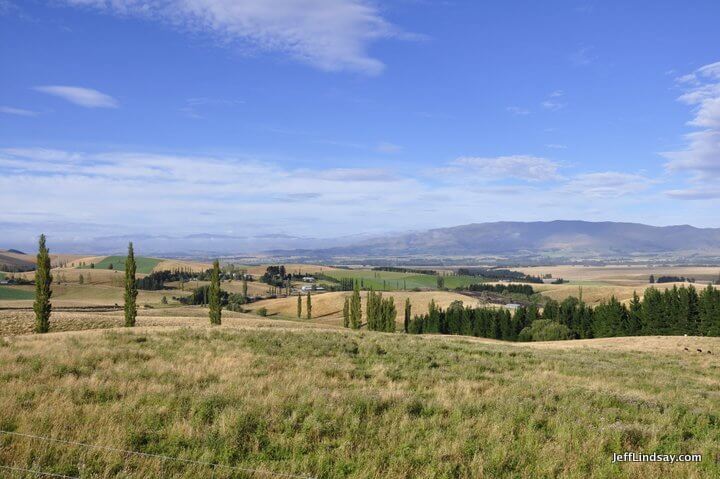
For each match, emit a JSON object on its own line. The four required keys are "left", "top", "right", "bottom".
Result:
{"left": 0, "top": 464, "right": 80, "bottom": 478}
{"left": 0, "top": 430, "right": 316, "bottom": 479}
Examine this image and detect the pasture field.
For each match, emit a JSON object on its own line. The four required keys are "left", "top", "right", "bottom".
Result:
{"left": 0, "top": 318, "right": 718, "bottom": 478}
{"left": 516, "top": 265, "right": 720, "bottom": 285}
{"left": 78, "top": 256, "right": 163, "bottom": 274}
{"left": 322, "top": 269, "right": 480, "bottom": 291}
{"left": 246, "top": 291, "right": 491, "bottom": 325}
{"left": 0, "top": 285, "right": 34, "bottom": 300}
{"left": 0, "top": 283, "right": 187, "bottom": 309}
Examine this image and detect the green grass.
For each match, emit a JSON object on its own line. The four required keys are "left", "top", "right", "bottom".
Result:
{"left": 0, "top": 272, "right": 6, "bottom": 279}
{"left": 324, "top": 269, "right": 481, "bottom": 291}
{"left": 0, "top": 285, "right": 34, "bottom": 300}
{"left": 78, "top": 256, "right": 162, "bottom": 274}
{"left": 1, "top": 327, "right": 717, "bottom": 478}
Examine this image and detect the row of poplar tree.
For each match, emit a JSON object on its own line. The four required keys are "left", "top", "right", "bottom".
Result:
{"left": 407, "top": 283, "right": 720, "bottom": 341}
{"left": 32, "top": 235, "right": 224, "bottom": 333}
{"left": 340, "top": 285, "right": 412, "bottom": 332}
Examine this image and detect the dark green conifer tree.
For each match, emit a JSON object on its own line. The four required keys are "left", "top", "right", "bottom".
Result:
{"left": 343, "top": 297, "right": 350, "bottom": 327}
{"left": 124, "top": 242, "right": 138, "bottom": 327}
{"left": 404, "top": 298, "right": 411, "bottom": 333}
{"left": 297, "top": 294, "right": 302, "bottom": 318}
{"left": 350, "top": 284, "right": 362, "bottom": 329}
{"left": 306, "top": 293, "right": 312, "bottom": 319}
{"left": 33, "top": 234, "right": 52, "bottom": 333}
{"left": 208, "top": 259, "right": 222, "bottom": 325}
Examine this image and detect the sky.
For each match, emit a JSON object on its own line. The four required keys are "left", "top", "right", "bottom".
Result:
{"left": 1, "top": 0, "right": 720, "bottom": 251}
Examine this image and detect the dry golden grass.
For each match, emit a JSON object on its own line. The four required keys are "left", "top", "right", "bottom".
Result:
{"left": 246, "top": 291, "right": 494, "bottom": 325}
{"left": 0, "top": 283, "right": 186, "bottom": 309}
{"left": 152, "top": 259, "right": 212, "bottom": 273}
{"left": 517, "top": 265, "right": 720, "bottom": 284}
{"left": 535, "top": 282, "right": 696, "bottom": 305}
{"left": 1, "top": 321, "right": 718, "bottom": 478}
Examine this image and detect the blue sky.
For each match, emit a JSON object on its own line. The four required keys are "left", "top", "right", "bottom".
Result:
{"left": 1, "top": 0, "right": 720, "bottom": 249}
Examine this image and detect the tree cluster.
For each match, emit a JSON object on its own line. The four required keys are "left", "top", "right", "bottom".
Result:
{"left": 409, "top": 284, "right": 720, "bottom": 341}
{"left": 457, "top": 268, "right": 544, "bottom": 283}
{"left": 365, "top": 290, "right": 396, "bottom": 332}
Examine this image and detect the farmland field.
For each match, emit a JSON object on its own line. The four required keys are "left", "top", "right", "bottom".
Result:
{"left": 0, "top": 318, "right": 718, "bottom": 478}
{"left": 0, "top": 285, "right": 34, "bottom": 300}
{"left": 322, "top": 269, "right": 480, "bottom": 290}
{"left": 78, "top": 256, "right": 163, "bottom": 274}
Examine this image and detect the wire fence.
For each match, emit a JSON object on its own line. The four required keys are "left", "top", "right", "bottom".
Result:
{"left": 0, "top": 429, "right": 317, "bottom": 479}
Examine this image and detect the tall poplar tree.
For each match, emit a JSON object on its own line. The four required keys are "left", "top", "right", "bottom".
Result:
{"left": 33, "top": 234, "right": 52, "bottom": 333}
{"left": 124, "top": 242, "right": 138, "bottom": 327}
{"left": 350, "top": 284, "right": 362, "bottom": 329}
{"left": 208, "top": 259, "right": 222, "bottom": 325}
{"left": 306, "top": 293, "right": 312, "bottom": 319}
{"left": 297, "top": 295, "right": 302, "bottom": 318}
{"left": 343, "top": 297, "right": 350, "bottom": 328}
{"left": 404, "top": 298, "right": 412, "bottom": 333}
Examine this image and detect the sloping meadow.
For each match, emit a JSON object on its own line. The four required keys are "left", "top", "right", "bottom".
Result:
{"left": 0, "top": 327, "right": 719, "bottom": 478}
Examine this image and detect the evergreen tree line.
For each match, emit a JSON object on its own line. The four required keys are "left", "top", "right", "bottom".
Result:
{"left": 653, "top": 275, "right": 696, "bottom": 284}
{"left": 372, "top": 266, "right": 438, "bottom": 275}
{"left": 408, "top": 284, "right": 720, "bottom": 341}
{"left": 456, "top": 268, "right": 544, "bottom": 283}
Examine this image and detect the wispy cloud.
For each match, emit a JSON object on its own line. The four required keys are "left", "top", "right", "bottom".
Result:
{"left": 506, "top": 106, "right": 530, "bottom": 116}
{"left": 570, "top": 46, "right": 595, "bottom": 66}
{"left": 34, "top": 85, "right": 118, "bottom": 108}
{"left": 662, "top": 61, "right": 720, "bottom": 190}
{"left": 562, "top": 172, "right": 653, "bottom": 198}
{"left": 0, "top": 106, "right": 39, "bottom": 117}
{"left": 63, "top": 0, "right": 408, "bottom": 75}
{"left": 443, "top": 155, "right": 562, "bottom": 182}
{"left": 376, "top": 142, "right": 403, "bottom": 153}
{"left": 542, "top": 90, "right": 566, "bottom": 111}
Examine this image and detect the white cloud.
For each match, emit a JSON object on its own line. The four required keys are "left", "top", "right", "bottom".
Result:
{"left": 0, "top": 106, "right": 39, "bottom": 116}
{"left": 34, "top": 85, "right": 118, "bottom": 108}
{"left": 448, "top": 155, "right": 562, "bottom": 182}
{"left": 63, "top": 0, "right": 403, "bottom": 74}
{"left": 562, "top": 172, "right": 653, "bottom": 198}
{"left": 666, "top": 187, "right": 720, "bottom": 200}
{"left": 663, "top": 61, "right": 720, "bottom": 181}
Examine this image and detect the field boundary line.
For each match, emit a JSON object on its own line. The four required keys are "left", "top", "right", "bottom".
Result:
{"left": 0, "top": 430, "right": 316, "bottom": 479}
{"left": 0, "top": 464, "right": 80, "bottom": 478}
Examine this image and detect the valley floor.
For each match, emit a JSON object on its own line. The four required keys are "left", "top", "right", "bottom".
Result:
{"left": 1, "top": 310, "right": 719, "bottom": 478}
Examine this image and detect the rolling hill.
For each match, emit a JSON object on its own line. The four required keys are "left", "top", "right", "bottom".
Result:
{"left": 277, "top": 220, "right": 720, "bottom": 259}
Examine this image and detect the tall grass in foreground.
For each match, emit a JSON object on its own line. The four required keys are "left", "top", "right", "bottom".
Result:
{"left": 1, "top": 327, "right": 719, "bottom": 478}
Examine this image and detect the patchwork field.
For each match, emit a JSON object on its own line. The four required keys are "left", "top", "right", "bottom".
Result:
{"left": 322, "top": 269, "right": 480, "bottom": 291}
{"left": 0, "top": 317, "right": 718, "bottom": 478}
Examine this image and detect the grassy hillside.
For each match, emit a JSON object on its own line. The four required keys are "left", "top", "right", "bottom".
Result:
{"left": 78, "top": 256, "right": 163, "bottom": 274}
{"left": 0, "top": 285, "right": 34, "bottom": 300}
{"left": 0, "top": 325, "right": 718, "bottom": 478}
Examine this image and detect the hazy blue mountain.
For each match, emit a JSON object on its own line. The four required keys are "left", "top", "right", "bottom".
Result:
{"left": 278, "top": 221, "right": 720, "bottom": 258}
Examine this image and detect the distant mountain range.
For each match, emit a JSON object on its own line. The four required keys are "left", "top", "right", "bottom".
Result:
{"left": 4, "top": 221, "right": 720, "bottom": 263}
{"left": 270, "top": 221, "right": 720, "bottom": 261}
